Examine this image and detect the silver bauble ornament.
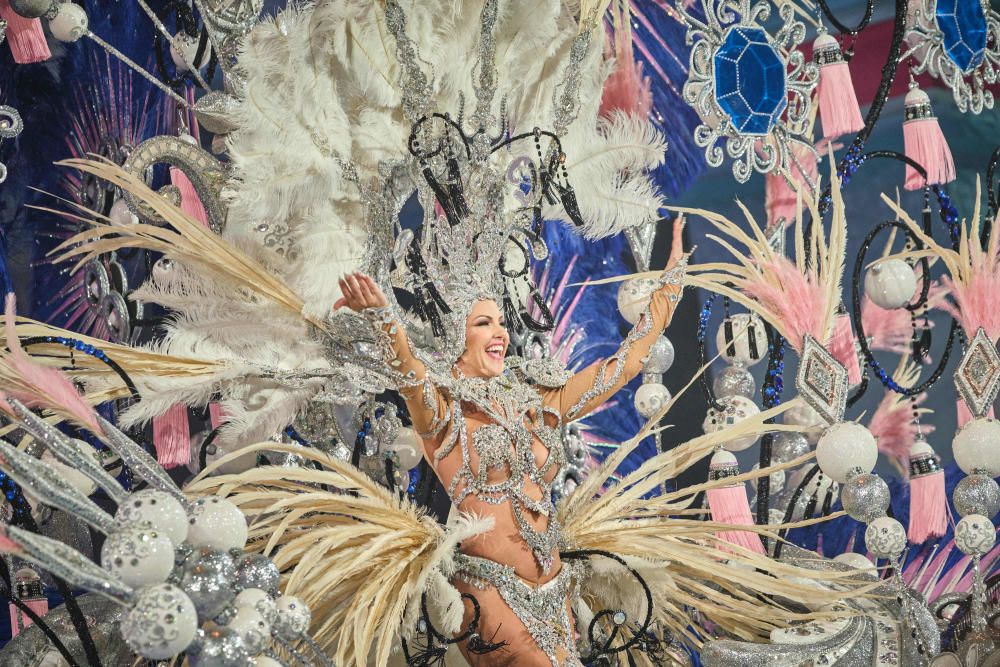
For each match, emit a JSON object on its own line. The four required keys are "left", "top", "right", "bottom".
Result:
{"left": 642, "top": 335, "right": 675, "bottom": 374}
{"left": 189, "top": 625, "right": 251, "bottom": 667}
{"left": 864, "top": 516, "right": 907, "bottom": 559}
{"left": 772, "top": 431, "right": 810, "bottom": 463}
{"left": 748, "top": 463, "right": 785, "bottom": 494}
{"left": 233, "top": 553, "right": 280, "bottom": 595}
{"left": 715, "top": 314, "right": 767, "bottom": 366}
{"left": 253, "top": 658, "right": 286, "bottom": 667}
{"left": 702, "top": 395, "right": 760, "bottom": 451}
{"left": 864, "top": 258, "right": 917, "bottom": 309}
{"left": 712, "top": 364, "right": 756, "bottom": 399}
{"left": 100, "top": 526, "right": 174, "bottom": 588}
{"left": 840, "top": 472, "right": 890, "bottom": 523}
{"left": 10, "top": 0, "right": 53, "bottom": 19}
{"left": 273, "top": 595, "right": 311, "bottom": 639}
{"left": 952, "top": 473, "right": 1000, "bottom": 518}
{"left": 234, "top": 588, "right": 278, "bottom": 626}
{"left": 114, "top": 489, "right": 188, "bottom": 547}
{"left": 617, "top": 278, "right": 659, "bottom": 325}
{"left": 120, "top": 584, "right": 198, "bottom": 659}
{"left": 954, "top": 514, "right": 996, "bottom": 555}
{"left": 227, "top": 604, "right": 272, "bottom": 655}
{"left": 178, "top": 547, "right": 236, "bottom": 619}
{"left": 187, "top": 496, "right": 248, "bottom": 551}
{"left": 48, "top": 2, "right": 88, "bottom": 42}
{"left": 634, "top": 382, "right": 671, "bottom": 418}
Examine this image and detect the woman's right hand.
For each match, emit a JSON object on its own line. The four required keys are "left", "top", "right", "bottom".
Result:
{"left": 334, "top": 272, "right": 388, "bottom": 312}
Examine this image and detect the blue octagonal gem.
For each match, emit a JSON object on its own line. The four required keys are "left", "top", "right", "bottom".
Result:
{"left": 936, "top": 0, "right": 987, "bottom": 73}
{"left": 713, "top": 26, "right": 787, "bottom": 136}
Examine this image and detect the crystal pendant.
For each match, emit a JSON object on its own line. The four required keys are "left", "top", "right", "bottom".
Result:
{"left": 795, "top": 334, "right": 848, "bottom": 425}
{"left": 954, "top": 327, "right": 1000, "bottom": 419}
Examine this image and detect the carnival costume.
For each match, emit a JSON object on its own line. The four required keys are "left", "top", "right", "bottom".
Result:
{"left": 7, "top": 0, "right": 875, "bottom": 665}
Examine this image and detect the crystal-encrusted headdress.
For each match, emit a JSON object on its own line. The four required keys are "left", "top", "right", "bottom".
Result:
{"left": 354, "top": 0, "right": 596, "bottom": 366}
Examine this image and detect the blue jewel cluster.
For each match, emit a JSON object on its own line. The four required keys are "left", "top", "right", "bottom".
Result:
{"left": 0, "top": 472, "right": 30, "bottom": 523}
{"left": 932, "top": 185, "right": 961, "bottom": 246}
{"left": 697, "top": 294, "right": 718, "bottom": 341}
{"left": 43, "top": 335, "right": 111, "bottom": 363}
{"left": 761, "top": 337, "right": 785, "bottom": 407}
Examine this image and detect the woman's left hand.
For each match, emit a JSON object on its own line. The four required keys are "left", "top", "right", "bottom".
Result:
{"left": 334, "top": 272, "right": 388, "bottom": 311}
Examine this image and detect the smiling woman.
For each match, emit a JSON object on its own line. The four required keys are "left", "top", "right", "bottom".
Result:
{"left": 335, "top": 222, "right": 686, "bottom": 665}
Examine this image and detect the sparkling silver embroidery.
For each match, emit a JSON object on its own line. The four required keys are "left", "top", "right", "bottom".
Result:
{"left": 796, "top": 334, "right": 849, "bottom": 425}
{"left": 454, "top": 553, "right": 581, "bottom": 667}
{"left": 954, "top": 327, "right": 1000, "bottom": 419}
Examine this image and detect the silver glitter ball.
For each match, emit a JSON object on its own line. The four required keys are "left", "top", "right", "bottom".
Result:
{"left": 273, "top": 595, "right": 311, "bottom": 639}
{"left": 189, "top": 626, "right": 251, "bottom": 667}
{"left": 952, "top": 474, "right": 1000, "bottom": 518}
{"left": 10, "top": 0, "right": 52, "bottom": 19}
{"left": 233, "top": 553, "right": 280, "bottom": 595}
{"left": 865, "top": 516, "right": 907, "bottom": 559}
{"left": 642, "top": 335, "right": 675, "bottom": 374}
{"left": 954, "top": 514, "right": 996, "bottom": 555}
{"left": 178, "top": 547, "right": 237, "bottom": 620}
{"left": 712, "top": 364, "right": 756, "bottom": 399}
{"left": 840, "top": 472, "right": 891, "bottom": 523}
{"left": 771, "top": 431, "right": 811, "bottom": 463}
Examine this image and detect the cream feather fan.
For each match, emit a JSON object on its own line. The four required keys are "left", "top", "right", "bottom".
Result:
{"left": 185, "top": 443, "right": 494, "bottom": 667}
{"left": 675, "top": 156, "right": 847, "bottom": 352}
{"left": 558, "top": 398, "right": 864, "bottom": 649}
{"left": 37, "top": 0, "right": 665, "bottom": 445}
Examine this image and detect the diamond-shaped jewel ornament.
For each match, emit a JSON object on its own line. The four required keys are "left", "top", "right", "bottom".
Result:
{"left": 624, "top": 220, "right": 657, "bottom": 273}
{"left": 796, "top": 334, "right": 848, "bottom": 425}
{"left": 954, "top": 327, "right": 1000, "bottom": 418}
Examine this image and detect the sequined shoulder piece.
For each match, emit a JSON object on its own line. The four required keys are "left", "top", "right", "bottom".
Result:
{"left": 505, "top": 356, "right": 572, "bottom": 388}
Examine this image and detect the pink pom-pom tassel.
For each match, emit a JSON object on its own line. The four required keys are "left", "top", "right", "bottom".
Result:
{"left": 829, "top": 312, "right": 862, "bottom": 387}
{"left": 8, "top": 598, "right": 48, "bottom": 636}
{"left": 765, "top": 145, "right": 818, "bottom": 228}
{"left": 152, "top": 403, "right": 191, "bottom": 469}
{"left": 907, "top": 438, "right": 948, "bottom": 543}
{"left": 903, "top": 84, "right": 955, "bottom": 191}
{"left": 169, "top": 166, "right": 210, "bottom": 226}
{"left": 706, "top": 451, "right": 766, "bottom": 554}
{"left": 0, "top": 0, "right": 51, "bottom": 64}
{"left": 814, "top": 34, "right": 864, "bottom": 140}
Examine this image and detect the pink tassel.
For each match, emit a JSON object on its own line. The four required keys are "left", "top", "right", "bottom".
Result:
{"left": 829, "top": 312, "right": 862, "bottom": 386}
{"left": 208, "top": 402, "right": 226, "bottom": 429}
{"left": 765, "top": 145, "right": 818, "bottom": 229}
{"left": 907, "top": 438, "right": 948, "bottom": 543}
{"left": 169, "top": 166, "right": 210, "bottom": 226}
{"left": 152, "top": 403, "right": 191, "bottom": 469}
{"left": 599, "top": 10, "right": 652, "bottom": 120}
{"left": 957, "top": 398, "right": 994, "bottom": 427}
{"left": 814, "top": 34, "right": 864, "bottom": 140}
{"left": 903, "top": 83, "right": 955, "bottom": 191}
{"left": 706, "top": 450, "right": 766, "bottom": 554}
{"left": 0, "top": 0, "right": 50, "bottom": 64}
{"left": 8, "top": 568, "right": 47, "bottom": 636}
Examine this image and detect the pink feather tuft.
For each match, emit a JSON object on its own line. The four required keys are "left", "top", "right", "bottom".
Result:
{"left": 2, "top": 295, "right": 101, "bottom": 433}
{"left": 939, "top": 273, "right": 1000, "bottom": 342}
{"left": 741, "top": 255, "right": 830, "bottom": 351}
{"left": 599, "top": 11, "right": 652, "bottom": 119}
{"left": 868, "top": 390, "right": 934, "bottom": 475}
{"left": 828, "top": 313, "right": 861, "bottom": 386}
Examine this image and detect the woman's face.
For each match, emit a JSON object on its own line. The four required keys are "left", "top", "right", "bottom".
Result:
{"left": 457, "top": 300, "right": 510, "bottom": 378}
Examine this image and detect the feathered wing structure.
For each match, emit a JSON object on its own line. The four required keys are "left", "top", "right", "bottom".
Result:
{"left": 675, "top": 167, "right": 846, "bottom": 351}
{"left": 185, "top": 443, "right": 493, "bottom": 667}
{"left": 557, "top": 400, "right": 866, "bottom": 648}
{"left": 33, "top": 0, "right": 667, "bottom": 447}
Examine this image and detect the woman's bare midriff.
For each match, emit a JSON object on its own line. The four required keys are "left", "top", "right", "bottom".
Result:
{"left": 428, "top": 410, "right": 562, "bottom": 585}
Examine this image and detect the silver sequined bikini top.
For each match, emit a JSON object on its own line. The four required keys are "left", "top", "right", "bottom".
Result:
{"left": 429, "top": 368, "right": 568, "bottom": 573}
